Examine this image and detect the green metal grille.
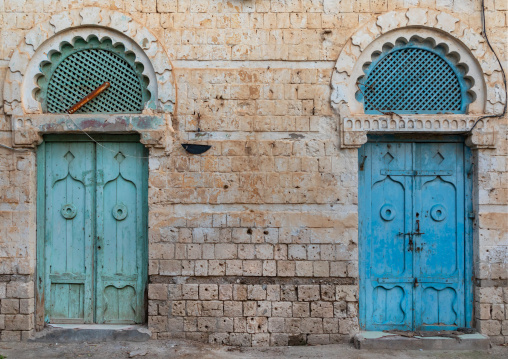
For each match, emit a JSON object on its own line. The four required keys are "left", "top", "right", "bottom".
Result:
{"left": 47, "top": 49, "right": 143, "bottom": 113}
{"left": 36, "top": 36, "right": 150, "bottom": 114}
{"left": 357, "top": 45, "right": 470, "bottom": 114}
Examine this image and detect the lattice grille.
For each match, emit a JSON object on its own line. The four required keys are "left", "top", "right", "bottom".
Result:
{"left": 46, "top": 49, "right": 144, "bottom": 113}
{"left": 360, "top": 48, "right": 464, "bottom": 114}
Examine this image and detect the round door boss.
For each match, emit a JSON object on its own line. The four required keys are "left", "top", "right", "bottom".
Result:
{"left": 430, "top": 204, "right": 447, "bottom": 221}
{"left": 380, "top": 204, "right": 396, "bottom": 221}
{"left": 112, "top": 203, "right": 128, "bottom": 221}
{"left": 61, "top": 204, "right": 77, "bottom": 219}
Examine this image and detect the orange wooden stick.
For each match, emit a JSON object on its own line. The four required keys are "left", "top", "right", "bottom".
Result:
{"left": 67, "top": 82, "right": 110, "bottom": 114}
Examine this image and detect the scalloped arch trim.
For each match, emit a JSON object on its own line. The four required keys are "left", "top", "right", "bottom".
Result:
{"left": 330, "top": 8, "right": 506, "bottom": 117}
{"left": 4, "top": 7, "right": 175, "bottom": 115}
{"left": 35, "top": 35, "right": 152, "bottom": 113}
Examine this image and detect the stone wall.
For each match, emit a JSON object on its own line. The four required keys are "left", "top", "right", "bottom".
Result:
{"left": 0, "top": 144, "right": 36, "bottom": 341}
{"left": 0, "top": 0, "right": 507, "bottom": 346}
{"left": 475, "top": 114, "right": 508, "bottom": 344}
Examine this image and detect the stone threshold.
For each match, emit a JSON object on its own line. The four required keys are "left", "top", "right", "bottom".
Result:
{"left": 354, "top": 331, "right": 490, "bottom": 350}
{"left": 30, "top": 324, "right": 151, "bottom": 343}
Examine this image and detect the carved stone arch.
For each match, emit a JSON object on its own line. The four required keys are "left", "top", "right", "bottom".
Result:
{"left": 330, "top": 8, "right": 506, "bottom": 148}
{"left": 4, "top": 7, "right": 176, "bottom": 149}
{"left": 28, "top": 30, "right": 156, "bottom": 114}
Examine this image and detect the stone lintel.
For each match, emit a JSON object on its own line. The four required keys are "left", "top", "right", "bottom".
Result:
{"left": 340, "top": 114, "right": 496, "bottom": 149}
{"left": 10, "top": 114, "right": 171, "bottom": 148}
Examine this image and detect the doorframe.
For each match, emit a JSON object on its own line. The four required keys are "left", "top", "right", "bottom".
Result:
{"left": 358, "top": 134, "right": 474, "bottom": 331}
{"left": 35, "top": 134, "right": 148, "bottom": 330}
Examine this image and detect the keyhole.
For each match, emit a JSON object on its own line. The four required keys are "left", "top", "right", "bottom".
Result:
{"left": 436, "top": 210, "right": 442, "bottom": 216}
{"left": 118, "top": 209, "right": 123, "bottom": 215}
{"left": 386, "top": 209, "right": 391, "bottom": 216}
{"left": 98, "top": 246, "right": 101, "bottom": 250}
{"left": 66, "top": 208, "right": 72, "bottom": 214}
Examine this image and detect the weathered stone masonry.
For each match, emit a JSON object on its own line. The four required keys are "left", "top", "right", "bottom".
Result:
{"left": 0, "top": 0, "right": 507, "bottom": 346}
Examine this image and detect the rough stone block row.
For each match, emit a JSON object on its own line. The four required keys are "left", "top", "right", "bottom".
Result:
{"left": 177, "top": 82, "right": 331, "bottom": 101}
{"left": 149, "top": 242, "right": 358, "bottom": 261}
{"left": 149, "top": 186, "right": 350, "bottom": 205}
{"left": 159, "top": 330, "right": 352, "bottom": 346}
{"left": 150, "top": 299, "right": 358, "bottom": 319}
{"left": 152, "top": 13, "right": 343, "bottom": 31}
{"left": 0, "top": 280, "right": 35, "bottom": 341}
{"left": 149, "top": 259, "right": 357, "bottom": 277}
{"left": 151, "top": 209, "right": 357, "bottom": 231}
{"left": 150, "top": 171, "right": 344, "bottom": 190}
{"left": 150, "top": 224, "right": 357, "bottom": 245}
{"left": 157, "top": 328, "right": 354, "bottom": 346}
{"left": 148, "top": 283, "right": 358, "bottom": 303}
{"left": 164, "top": 43, "right": 341, "bottom": 61}
{"left": 176, "top": 69, "right": 331, "bottom": 87}
{"left": 150, "top": 314, "right": 359, "bottom": 335}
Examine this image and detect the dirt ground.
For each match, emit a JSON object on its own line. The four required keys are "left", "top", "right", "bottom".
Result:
{"left": 0, "top": 340, "right": 507, "bottom": 359}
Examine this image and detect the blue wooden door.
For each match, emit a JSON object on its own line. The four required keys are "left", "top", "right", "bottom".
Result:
{"left": 359, "top": 140, "right": 472, "bottom": 331}
{"left": 413, "top": 143, "right": 468, "bottom": 330}
{"left": 41, "top": 138, "right": 147, "bottom": 324}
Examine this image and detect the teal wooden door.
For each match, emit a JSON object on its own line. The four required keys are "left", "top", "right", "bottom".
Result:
{"left": 42, "top": 141, "right": 95, "bottom": 323}
{"left": 359, "top": 139, "right": 472, "bottom": 331}
{"left": 95, "top": 143, "right": 148, "bottom": 324}
{"left": 40, "top": 137, "right": 148, "bottom": 324}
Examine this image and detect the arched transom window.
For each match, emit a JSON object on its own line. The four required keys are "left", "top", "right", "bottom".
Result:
{"left": 36, "top": 36, "right": 150, "bottom": 114}
{"left": 356, "top": 39, "right": 474, "bottom": 115}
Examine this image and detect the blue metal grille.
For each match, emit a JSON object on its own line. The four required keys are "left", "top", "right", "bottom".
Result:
{"left": 359, "top": 47, "right": 467, "bottom": 114}
{"left": 46, "top": 49, "right": 143, "bottom": 113}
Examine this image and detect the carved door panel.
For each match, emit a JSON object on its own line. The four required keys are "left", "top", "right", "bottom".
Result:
{"left": 359, "top": 140, "right": 471, "bottom": 331}
{"left": 95, "top": 142, "right": 148, "bottom": 324}
{"left": 413, "top": 143, "right": 466, "bottom": 330}
{"left": 360, "top": 142, "right": 414, "bottom": 331}
{"left": 41, "top": 138, "right": 147, "bottom": 324}
{"left": 43, "top": 142, "right": 95, "bottom": 323}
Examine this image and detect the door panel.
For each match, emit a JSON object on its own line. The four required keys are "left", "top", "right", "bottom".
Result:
{"left": 370, "top": 177, "right": 407, "bottom": 277}
{"left": 44, "top": 142, "right": 94, "bottom": 323}
{"left": 414, "top": 143, "right": 465, "bottom": 330}
{"left": 359, "top": 140, "right": 470, "bottom": 331}
{"left": 360, "top": 142, "right": 413, "bottom": 330}
{"left": 42, "top": 139, "right": 147, "bottom": 324}
{"left": 96, "top": 142, "right": 147, "bottom": 324}
{"left": 418, "top": 177, "right": 458, "bottom": 277}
